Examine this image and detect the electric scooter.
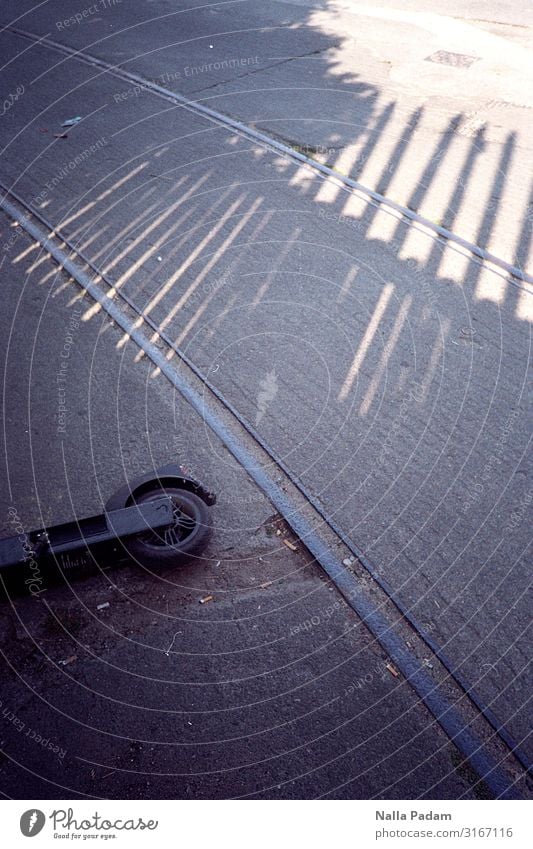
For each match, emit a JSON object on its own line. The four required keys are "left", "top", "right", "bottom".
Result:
{"left": 0, "top": 464, "right": 216, "bottom": 594}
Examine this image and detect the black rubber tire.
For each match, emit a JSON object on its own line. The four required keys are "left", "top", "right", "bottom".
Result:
{"left": 125, "top": 487, "right": 211, "bottom": 568}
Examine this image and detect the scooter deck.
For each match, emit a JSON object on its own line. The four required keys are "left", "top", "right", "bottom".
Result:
{"left": 0, "top": 497, "right": 174, "bottom": 584}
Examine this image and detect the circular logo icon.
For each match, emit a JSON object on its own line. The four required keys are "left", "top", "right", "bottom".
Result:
{"left": 20, "top": 809, "right": 46, "bottom": 837}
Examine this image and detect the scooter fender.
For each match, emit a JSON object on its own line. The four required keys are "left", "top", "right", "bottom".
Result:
{"left": 104, "top": 463, "right": 216, "bottom": 512}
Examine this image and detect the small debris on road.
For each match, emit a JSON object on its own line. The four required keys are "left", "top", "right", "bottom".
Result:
{"left": 283, "top": 539, "right": 298, "bottom": 552}
{"left": 164, "top": 631, "right": 182, "bottom": 656}
{"left": 199, "top": 595, "right": 214, "bottom": 604}
{"left": 148, "top": 172, "right": 174, "bottom": 182}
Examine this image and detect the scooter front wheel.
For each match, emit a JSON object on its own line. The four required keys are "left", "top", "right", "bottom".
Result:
{"left": 125, "top": 487, "right": 211, "bottom": 568}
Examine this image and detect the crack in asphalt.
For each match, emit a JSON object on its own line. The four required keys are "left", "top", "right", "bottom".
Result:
{"left": 185, "top": 43, "right": 342, "bottom": 96}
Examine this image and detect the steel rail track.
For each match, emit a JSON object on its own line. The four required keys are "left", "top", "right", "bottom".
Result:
{"left": 5, "top": 24, "right": 533, "bottom": 291}
{"left": 0, "top": 184, "right": 529, "bottom": 798}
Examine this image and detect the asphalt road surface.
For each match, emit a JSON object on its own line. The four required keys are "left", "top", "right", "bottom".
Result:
{"left": 0, "top": 1, "right": 531, "bottom": 799}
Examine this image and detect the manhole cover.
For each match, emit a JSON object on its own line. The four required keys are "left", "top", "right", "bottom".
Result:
{"left": 425, "top": 51, "right": 479, "bottom": 68}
